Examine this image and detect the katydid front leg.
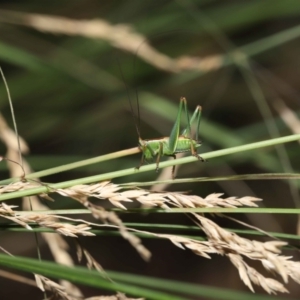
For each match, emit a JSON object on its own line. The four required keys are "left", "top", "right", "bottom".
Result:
{"left": 135, "top": 153, "right": 145, "bottom": 170}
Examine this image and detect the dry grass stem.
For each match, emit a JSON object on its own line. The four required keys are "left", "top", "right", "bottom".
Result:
{"left": 0, "top": 203, "right": 94, "bottom": 237}
{"left": 53, "top": 182, "right": 152, "bottom": 261}
{"left": 85, "top": 293, "right": 144, "bottom": 300}
{"left": 36, "top": 275, "right": 142, "bottom": 300}
{"left": 0, "top": 112, "right": 29, "bottom": 156}
{"left": 76, "top": 242, "right": 109, "bottom": 278}
{"left": 57, "top": 182, "right": 300, "bottom": 294}
{"left": 0, "top": 269, "right": 37, "bottom": 287}
{"left": 0, "top": 181, "right": 41, "bottom": 194}
{"left": 58, "top": 182, "right": 299, "bottom": 293}
{"left": 35, "top": 274, "right": 78, "bottom": 300}
{"left": 192, "top": 215, "right": 297, "bottom": 293}
{"left": 228, "top": 254, "right": 288, "bottom": 294}
{"left": 273, "top": 99, "right": 300, "bottom": 136}
{"left": 1, "top": 179, "right": 300, "bottom": 294}
{"left": 54, "top": 181, "right": 261, "bottom": 210}
{"left": 123, "top": 218, "right": 295, "bottom": 294}
{"left": 0, "top": 9, "right": 223, "bottom": 74}
{"left": 121, "top": 223, "right": 295, "bottom": 294}
{"left": 0, "top": 102, "right": 84, "bottom": 296}
{"left": 31, "top": 274, "right": 142, "bottom": 300}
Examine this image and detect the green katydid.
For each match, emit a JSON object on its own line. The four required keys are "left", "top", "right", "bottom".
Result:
{"left": 133, "top": 97, "right": 205, "bottom": 178}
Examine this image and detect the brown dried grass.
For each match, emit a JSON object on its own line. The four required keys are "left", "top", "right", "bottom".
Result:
{"left": 1, "top": 180, "right": 300, "bottom": 294}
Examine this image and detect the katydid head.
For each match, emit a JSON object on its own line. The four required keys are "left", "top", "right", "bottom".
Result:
{"left": 138, "top": 137, "right": 145, "bottom": 151}
{"left": 138, "top": 137, "right": 157, "bottom": 161}
{"left": 138, "top": 137, "right": 149, "bottom": 158}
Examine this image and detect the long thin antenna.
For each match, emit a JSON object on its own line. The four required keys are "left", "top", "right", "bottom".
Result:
{"left": 120, "top": 29, "right": 195, "bottom": 141}
{"left": 131, "top": 29, "right": 188, "bottom": 137}
{"left": 134, "top": 86, "right": 141, "bottom": 134}
{"left": 116, "top": 54, "right": 142, "bottom": 138}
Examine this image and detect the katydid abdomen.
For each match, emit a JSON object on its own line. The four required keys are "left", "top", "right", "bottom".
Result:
{"left": 140, "top": 136, "right": 201, "bottom": 159}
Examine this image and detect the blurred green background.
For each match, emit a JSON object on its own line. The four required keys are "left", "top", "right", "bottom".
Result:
{"left": 0, "top": 0, "right": 300, "bottom": 298}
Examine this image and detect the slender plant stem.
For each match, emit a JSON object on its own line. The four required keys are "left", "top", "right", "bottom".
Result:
{"left": 0, "top": 133, "right": 299, "bottom": 201}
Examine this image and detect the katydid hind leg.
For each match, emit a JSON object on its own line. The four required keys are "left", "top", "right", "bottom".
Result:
{"left": 191, "top": 143, "right": 205, "bottom": 162}
{"left": 195, "top": 105, "right": 202, "bottom": 142}
{"left": 181, "top": 97, "right": 192, "bottom": 138}
{"left": 194, "top": 105, "right": 205, "bottom": 161}
{"left": 186, "top": 105, "right": 205, "bottom": 162}
{"left": 181, "top": 105, "right": 202, "bottom": 140}
{"left": 180, "top": 99, "right": 202, "bottom": 160}
{"left": 168, "top": 98, "right": 185, "bottom": 153}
